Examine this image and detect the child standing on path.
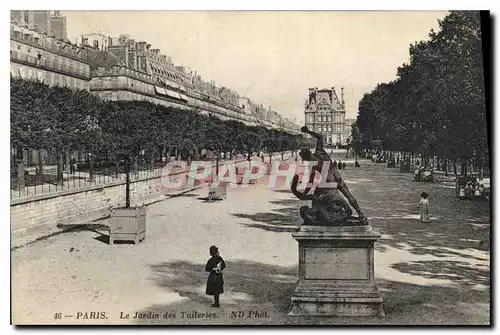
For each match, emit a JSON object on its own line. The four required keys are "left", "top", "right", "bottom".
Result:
{"left": 419, "top": 192, "right": 431, "bottom": 223}
{"left": 205, "top": 246, "right": 226, "bottom": 308}
{"left": 459, "top": 187, "right": 466, "bottom": 201}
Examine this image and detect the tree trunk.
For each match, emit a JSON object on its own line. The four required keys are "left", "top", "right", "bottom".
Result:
{"left": 460, "top": 162, "right": 467, "bottom": 176}
{"left": 133, "top": 157, "right": 138, "bottom": 176}
{"left": 216, "top": 152, "right": 220, "bottom": 177}
{"left": 17, "top": 149, "right": 25, "bottom": 189}
{"left": 37, "top": 149, "right": 44, "bottom": 175}
{"left": 125, "top": 160, "right": 130, "bottom": 208}
{"left": 194, "top": 147, "right": 200, "bottom": 160}
{"left": 89, "top": 153, "right": 94, "bottom": 182}
{"left": 56, "top": 149, "right": 63, "bottom": 181}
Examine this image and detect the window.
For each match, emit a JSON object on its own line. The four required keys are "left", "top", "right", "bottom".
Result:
{"left": 111, "top": 92, "right": 118, "bottom": 101}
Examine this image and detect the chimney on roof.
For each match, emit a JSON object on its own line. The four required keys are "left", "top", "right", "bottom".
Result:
{"left": 308, "top": 88, "right": 314, "bottom": 95}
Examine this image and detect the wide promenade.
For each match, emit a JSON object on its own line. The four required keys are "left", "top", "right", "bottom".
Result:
{"left": 11, "top": 156, "right": 490, "bottom": 325}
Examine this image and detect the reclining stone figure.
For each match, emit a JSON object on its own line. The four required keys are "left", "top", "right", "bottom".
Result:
{"left": 291, "top": 126, "right": 368, "bottom": 226}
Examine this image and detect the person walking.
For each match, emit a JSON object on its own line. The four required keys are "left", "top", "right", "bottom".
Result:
{"left": 459, "top": 187, "right": 466, "bottom": 202}
{"left": 337, "top": 159, "right": 342, "bottom": 170}
{"left": 342, "top": 161, "right": 346, "bottom": 170}
{"left": 474, "top": 185, "right": 481, "bottom": 199}
{"left": 419, "top": 192, "right": 431, "bottom": 223}
{"left": 205, "top": 245, "right": 226, "bottom": 308}
{"left": 355, "top": 158, "right": 360, "bottom": 168}
{"left": 70, "top": 156, "right": 76, "bottom": 174}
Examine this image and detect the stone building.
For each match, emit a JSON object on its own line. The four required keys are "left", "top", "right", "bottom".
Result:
{"left": 9, "top": 11, "right": 300, "bottom": 133}
{"left": 10, "top": 18, "right": 90, "bottom": 91}
{"left": 10, "top": 14, "right": 91, "bottom": 168}
{"left": 83, "top": 34, "right": 290, "bottom": 128}
{"left": 11, "top": 10, "right": 68, "bottom": 41}
{"left": 344, "top": 118, "right": 356, "bottom": 144}
{"left": 304, "top": 87, "right": 347, "bottom": 146}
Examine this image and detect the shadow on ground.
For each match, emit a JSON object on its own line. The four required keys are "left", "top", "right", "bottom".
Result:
{"left": 232, "top": 199, "right": 302, "bottom": 233}
{"left": 133, "top": 259, "right": 489, "bottom": 325}
{"left": 232, "top": 165, "right": 490, "bottom": 258}
{"left": 391, "top": 260, "right": 490, "bottom": 286}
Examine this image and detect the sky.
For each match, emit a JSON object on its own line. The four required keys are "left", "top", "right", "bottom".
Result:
{"left": 63, "top": 10, "right": 448, "bottom": 122}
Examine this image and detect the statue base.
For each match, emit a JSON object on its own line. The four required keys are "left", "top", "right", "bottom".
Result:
{"left": 288, "top": 224, "right": 385, "bottom": 317}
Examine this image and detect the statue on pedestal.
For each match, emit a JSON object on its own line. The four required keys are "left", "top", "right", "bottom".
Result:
{"left": 291, "top": 126, "right": 368, "bottom": 226}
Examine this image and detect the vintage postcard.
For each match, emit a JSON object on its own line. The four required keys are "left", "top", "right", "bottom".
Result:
{"left": 10, "top": 10, "right": 490, "bottom": 326}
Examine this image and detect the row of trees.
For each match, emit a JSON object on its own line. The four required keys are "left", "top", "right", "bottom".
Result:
{"left": 353, "top": 11, "right": 489, "bottom": 174}
{"left": 11, "top": 78, "right": 311, "bottom": 186}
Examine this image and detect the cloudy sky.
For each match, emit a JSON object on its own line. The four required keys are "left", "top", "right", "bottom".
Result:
{"left": 63, "top": 11, "right": 448, "bottom": 122}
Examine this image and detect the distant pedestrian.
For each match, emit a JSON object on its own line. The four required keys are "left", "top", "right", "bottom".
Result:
{"left": 333, "top": 160, "right": 338, "bottom": 169}
{"left": 70, "top": 156, "right": 76, "bottom": 174}
{"left": 474, "top": 185, "right": 481, "bottom": 198}
{"left": 419, "top": 192, "right": 431, "bottom": 223}
{"left": 355, "top": 158, "right": 360, "bottom": 168}
{"left": 342, "top": 162, "right": 346, "bottom": 170}
{"left": 205, "top": 245, "right": 226, "bottom": 308}
{"left": 459, "top": 187, "right": 466, "bottom": 201}
{"left": 337, "top": 160, "right": 342, "bottom": 170}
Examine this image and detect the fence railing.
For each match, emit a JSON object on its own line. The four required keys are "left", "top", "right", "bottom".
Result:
{"left": 10, "top": 162, "right": 164, "bottom": 200}
{"left": 10, "top": 157, "right": 256, "bottom": 200}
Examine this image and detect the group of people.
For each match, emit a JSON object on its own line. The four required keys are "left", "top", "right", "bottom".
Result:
{"left": 414, "top": 165, "right": 434, "bottom": 182}
{"left": 333, "top": 160, "right": 346, "bottom": 170}
{"left": 459, "top": 181, "right": 489, "bottom": 201}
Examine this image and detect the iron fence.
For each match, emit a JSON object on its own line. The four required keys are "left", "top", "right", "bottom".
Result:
{"left": 10, "top": 160, "right": 164, "bottom": 200}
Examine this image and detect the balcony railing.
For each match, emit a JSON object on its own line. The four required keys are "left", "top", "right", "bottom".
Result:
{"left": 10, "top": 50, "right": 91, "bottom": 80}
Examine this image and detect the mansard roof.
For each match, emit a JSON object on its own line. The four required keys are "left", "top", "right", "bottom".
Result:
{"left": 86, "top": 49, "right": 125, "bottom": 70}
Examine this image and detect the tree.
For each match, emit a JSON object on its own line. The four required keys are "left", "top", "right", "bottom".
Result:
{"left": 355, "top": 11, "right": 487, "bottom": 175}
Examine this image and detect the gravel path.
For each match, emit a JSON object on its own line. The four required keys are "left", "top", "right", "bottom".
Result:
{"left": 11, "top": 157, "right": 490, "bottom": 325}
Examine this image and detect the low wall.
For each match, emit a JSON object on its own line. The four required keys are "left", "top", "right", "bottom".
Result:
{"left": 11, "top": 160, "right": 247, "bottom": 235}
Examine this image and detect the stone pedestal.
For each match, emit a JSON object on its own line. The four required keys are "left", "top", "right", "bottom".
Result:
{"left": 288, "top": 225, "right": 385, "bottom": 316}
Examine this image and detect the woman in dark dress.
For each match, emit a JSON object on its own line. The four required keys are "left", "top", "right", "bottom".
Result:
{"left": 205, "top": 246, "right": 226, "bottom": 308}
